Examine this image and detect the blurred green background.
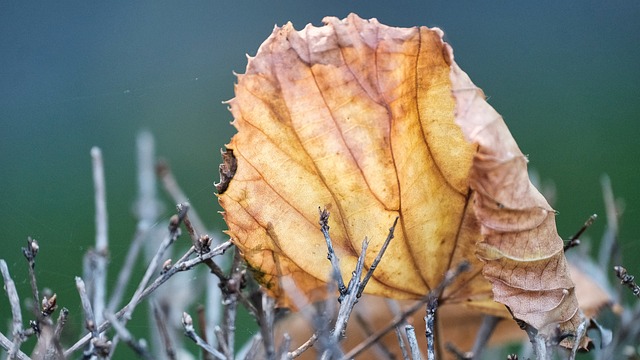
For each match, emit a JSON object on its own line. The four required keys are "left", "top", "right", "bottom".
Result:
{"left": 1, "top": 1, "right": 639, "bottom": 358}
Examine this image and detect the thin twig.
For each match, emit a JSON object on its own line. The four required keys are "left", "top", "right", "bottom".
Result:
{"left": 54, "top": 307, "right": 69, "bottom": 340}
{"left": 358, "top": 216, "right": 398, "bottom": 297}
{"left": 105, "top": 312, "right": 151, "bottom": 360}
{"left": 353, "top": 310, "right": 394, "bottom": 360}
{"left": 64, "top": 240, "right": 232, "bottom": 357}
{"left": 445, "top": 342, "right": 472, "bottom": 360}
{"left": 343, "top": 262, "right": 470, "bottom": 359}
{"left": 405, "top": 325, "right": 422, "bottom": 360}
{"left": 76, "top": 276, "right": 100, "bottom": 359}
{"left": 395, "top": 325, "right": 410, "bottom": 360}
{"left": 614, "top": 266, "right": 640, "bottom": 298}
{"left": 220, "top": 250, "right": 244, "bottom": 359}
{"left": 564, "top": 214, "right": 597, "bottom": 251}
{"left": 425, "top": 296, "right": 437, "bottom": 360}
{"left": 152, "top": 302, "right": 176, "bottom": 360}
{"left": 599, "top": 174, "right": 622, "bottom": 273}
{"left": 277, "top": 333, "right": 291, "bottom": 360}
{"left": 0, "top": 331, "right": 30, "bottom": 360}
{"left": 258, "top": 293, "right": 276, "bottom": 360}
{"left": 91, "top": 146, "right": 109, "bottom": 327}
{"left": 197, "top": 305, "right": 213, "bottom": 360}
{"left": 0, "top": 260, "right": 25, "bottom": 359}
{"left": 182, "top": 313, "right": 226, "bottom": 360}
{"left": 21, "top": 237, "right": 40, "bottom": 315}
{"left": 470, "top": 315, "right": 501, "bottom": 358}
{"left": 319, "top": 207, "right": 347, "bottom": 299}
{"left": 288, "top": 333, "right": 318, "bottom": 359}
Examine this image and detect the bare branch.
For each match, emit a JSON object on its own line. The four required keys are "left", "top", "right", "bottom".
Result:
{"left": 91, "top": 146, "right": 109, "bottom": 327}
{"left": 318, "top": 207, "right": 347, "bottom": 299}
{"left": 564, "top": 214, "right": 597, "bottom": 251}
{"left": 287, "top": 333, "right": 317, "bottom": 359}
{"left": 105, "top": 312, "right": 150, "bottom": 360}
{"left": 614, "top": 266, "right": 640, "bottom": 298}
{"left": 405, "top": 325, "right": 422, "bottom": 360}
{"left": 21, "top": 237, "right": 40, "bottom": 315}
{"left": 182, "top": 312, "right": 226, "bottom": 360}
{"left": 0, "top": 260, "right": 25, "bottom": 359}
{"left": 151, "top": 302, "right": 176, "bottom": 360}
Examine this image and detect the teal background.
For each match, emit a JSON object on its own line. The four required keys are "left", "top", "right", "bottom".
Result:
{"left": 1, "top": 1, "right": 639, "bottom": 357}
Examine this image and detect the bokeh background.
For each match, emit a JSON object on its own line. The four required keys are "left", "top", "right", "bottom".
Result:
{"left": 1, "top": 1, "right": 639, "bottom": 358}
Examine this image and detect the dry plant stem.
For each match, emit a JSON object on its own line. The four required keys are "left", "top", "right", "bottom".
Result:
{"left": 64, "top": 240, "right": 232, "bottom": 357}
{"left": 91, "top": 147, "right": 109, "bottom": 327}
{"left": 197, "top": 305, "right": 214, "bottom": 360}
{"left": 182, "top": 313, "right": 226, "bottom": 360}
{"left": 405, "top": 325, "right": 422, "bottom": 360}
{"left": 214, "top": 326, "right": 231, "bottom": 358}
{"left": 0, "top": 260, "right": 25, "bottom": 359}
{"left": 243, "top": 335, "right": 262, "bottom": 360}
{"left": 106, "top": 230, "right": 147, "bottom": 313}
{"left": 615, "top": 266, "right": 640, "bottom": 298}
{"left": 425, "top": 296, "right": 437, "bottom": 360}
{"left": 0, "top": 332, "right": 30, "bottom": 360}
{"left": 353, "top": 310, "right": 394, "bottom": 360}
{"left": 104, "top": 312, "right": 152, "bottom": 360}
{"left": 277, "top": 334, "right": 291, "bottom": 360}
{"left": 319, "top": 207, "right": 347, "bottom": 299}
{"left": 445, "top": 343, "right": 471, "bottom": 360}
{"left": 152, "top": 302, "right": 177, "bottom": 360}
{"left": 76, "top": 276, "right": 99, "bottom": 358}
{"left": 470, "top": 315, "right": 501, "bottom": 359}
{"left": 54, "top": 307, "right": 69, "bottom": 339}
{"left": 357, "top": 216, "right": 399, "bottom": 298}
{"left": 21, "top": 237, "right": 40, "bottom": 314}
{"left": 394, "top": 326, "right": 410, "bottom": 360}
{"left": 563, "top": 214, "right": 597, "bottom": 251}
{"left": 287, "top": 333, "right": 318, "bottom": 359}
{"left": 121, "top": 203, "right": 189, "bottom": 324}
{"left": 342, "top": 262, "right": 470, "bottom": 359}
{"left": 219, "top": 250, "right": 248, "bottom": 359}
{"left": 258, "top": 293, "right": 276, "bottom": 360}
{"left": 599, "top": 174, "right": 621, "bottom": 273}
{"left": 156, "top": 159, "right": 207, "bottom": 234}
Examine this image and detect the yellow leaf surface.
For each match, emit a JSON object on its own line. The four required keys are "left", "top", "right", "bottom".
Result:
{"left": 218, "top": 13, "right": 585, "bottom": 345}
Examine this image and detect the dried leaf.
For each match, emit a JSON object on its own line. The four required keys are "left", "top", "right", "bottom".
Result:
{"left": 219, "top": 13, "right": 586, "bottom": 346}
{"left": 449, "top": 46, "right": 587, "bottom": 342}
{"left": 219, "top": 13, "right": 497, "bottom": 314}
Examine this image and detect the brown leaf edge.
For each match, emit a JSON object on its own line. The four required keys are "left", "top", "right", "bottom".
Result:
{"left": 215, "top": 149, "right": 237, "bottom": 194}
{"left": 446, "top": 44, "right": 588, "bottom": 348}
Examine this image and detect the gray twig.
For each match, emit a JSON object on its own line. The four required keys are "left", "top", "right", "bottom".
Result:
{"left": 0, "top": 260, "right": 25, "bottom": 359}
{"left": 614, "top": 266, "right": 640, "bottom": 298}
{"left": 319, "top": 207, "right": 347, "bottom": 299}
{"left": 258, "top": 293, "right": 276, "bottom": 360}
{"left": 287, "top": 333, "right": 318, "bottom": 359}
{"left": 563, "top": 214, "right": 597, "bottom": 251}
{"left": 104, "top": 312, "right": 151, "bottom": 360}
{"left": 405, "top": 325, "right": 422, "bottom": 360}
{"left": 182, "top": 313, "right": 226, "bottom": 360}
{"left": 91, "top": 147, "right": 109, "bottom": 328}
{"left": 0, "top": 331, "right": 30, "bottom": 360}
{"left": 358, "top": 216, "right": 398, "bottom": 297}
{"left": 343, "top": 261, "right": 470, "bottom": 359}
{"left": 425, "top": 296, "right": 437, "bottom": 360}
{"left": 470, "top": 315, "right": 501, "bottom": 359}
{"left": 64, "top": 239, "right": 232, "bottom": 357}
{"left": 151, "top": 302, "right": 176, "bottom": 360}
{"left": 395, "top": 325, "right": 410, "bottom": 360}
{"left": 21, "top": 237, "right": 40, "bottom": 315}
